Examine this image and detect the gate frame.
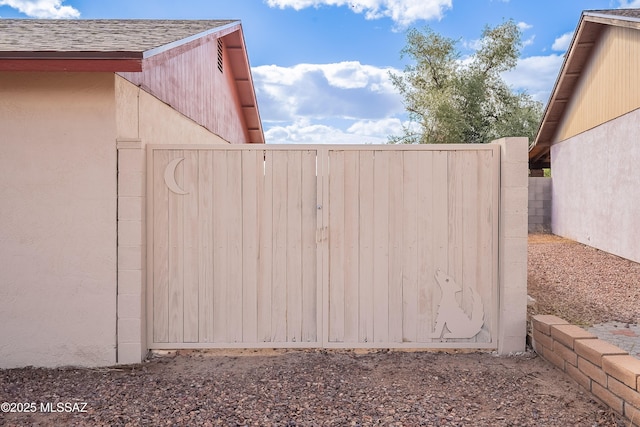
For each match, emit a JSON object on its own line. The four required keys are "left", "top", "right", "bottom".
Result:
{"left": 117, "top": 137, "right": 528, "bottom": 362}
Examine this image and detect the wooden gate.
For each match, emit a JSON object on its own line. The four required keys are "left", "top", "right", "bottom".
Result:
{"left": 147, "top": 144, "right": 499, "bottom": 349}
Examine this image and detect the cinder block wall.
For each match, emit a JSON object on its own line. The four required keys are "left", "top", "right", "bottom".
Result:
{"left": 531, "top": 315, "right": 640, "bottom": 426}
{"left": 528, "top": 177, "right": 551, "bottom": 233}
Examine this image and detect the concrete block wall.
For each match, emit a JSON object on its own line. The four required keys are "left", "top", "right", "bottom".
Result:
{"left": 528, "top": 177, "right": 551, "bottom": 233}
{"left": 532, "top": 315, "right": 640, "bottom": 426}
{"left": 493, "top": 137, "right": 529, "bottom": 354}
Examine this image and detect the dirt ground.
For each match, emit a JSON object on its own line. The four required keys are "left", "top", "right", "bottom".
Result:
{"left": 0, "top": 349, "right": 626, "bottom": 426}
{"left": 1, "top": 234, "right": 635, "bottom": 426}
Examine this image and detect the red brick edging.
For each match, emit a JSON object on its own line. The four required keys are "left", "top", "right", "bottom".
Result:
{"left": 531, "top": 315, "right": 640, "bottom": 426}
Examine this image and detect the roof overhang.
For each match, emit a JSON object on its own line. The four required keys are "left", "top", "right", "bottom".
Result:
{"left": 529, "top": 10, "right": 640, "bottom": 169}
{"left": 221, "top": 26, "right": 264, "bottom": 144}
{"left": 0, "top": 51, "right": 143, "bottom": 72}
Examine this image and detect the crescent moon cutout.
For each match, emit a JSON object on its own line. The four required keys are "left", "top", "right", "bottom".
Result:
{"left": 164, "top": 158, "right": 189, "bottom": 195}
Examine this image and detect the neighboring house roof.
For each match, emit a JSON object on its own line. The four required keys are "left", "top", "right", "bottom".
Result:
{"left": 0, "top": 19, "right": 264, "bottom": 143}
{"left": 529, "top": 9, "right": 640, "bottom": 169}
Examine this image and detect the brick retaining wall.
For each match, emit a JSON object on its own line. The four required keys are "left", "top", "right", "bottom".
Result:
{"left": 531, "top": 315, "right": 640, "bottom": 426}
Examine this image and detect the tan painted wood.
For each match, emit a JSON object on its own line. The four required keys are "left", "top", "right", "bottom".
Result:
{"left": 286, "top": 150, "right": 303, "bottom": 343}
{"left": 416, "top": 151, "right": 434, "bottom": 342}
{"left": 557, "top": 26, "right": 640, "bottom": 142}
{"left": 271, "top": 151, "right": 288, "bottom": 342}
{"left": 212, "top": 150, "right": 228, "bottom": 342}
{"left": 373, "top": 150, "right": 390, "bottom": 343}
{"left": 257, "top": 150, "right": 273, "bottom": 342}
{"left": 388, "top": 150, "right": 404, "bottom": 343}
{"left": 402, "top": 151, "right": 418, "bottom": 343}
{"left": 226, "top": 151, "right": 243, "bottom": 343}
{"left": 198, "top": 150, "right": 214, "bottom": 343}
{"left": 183, "top": 150, "right": 199, "bottom": 343}
{"left": 478, "top": 149, "right": 497, "bottom": 342}
{"left": 461, "top": 151, "right": 479, "bottom": 342}
{"left": 167, "top": 151, "right": 184, "bottom": 343}
{"left": 152, "top": 149, "right": 170, "bottom": 343}
{"left": 431, "top": 151, "right": 449, "bottom": 340}
{"left": 301, "top": 149, "right": 318, "bottom": 343}
{"left": 148, "top": 144, "right": 500, "bottom": 349}
{"left": 328, "top": 150, "right": 345, "bottom": 342}
{"left": 343, "top": 150, "right": 360, "bottom": 343}
{"left": 241, "top": 150, "right": 260, "bottom": 343}
{"left": 357, "top": 151, "right": 374, "bottom": 344}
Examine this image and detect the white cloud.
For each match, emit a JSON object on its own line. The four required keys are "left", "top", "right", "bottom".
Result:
{"left": 502, "top": 54, "right": 564, "bottom": 103}
{"left": 253, "top": 61, "right": 407, "bottom": 143}
{"left": 619, "top": 0, "right": 640, "bottom": 7}
{"left": 517, "top": 21, "right": 532, "bottom": 31}
{"left": 552, "top": 31, "right": 574, "bottom": 52}
{"left": 522, "top": 35, "right": 535, "bottom": 48}
{"left": 265, "top": 119, "right": 392, "bottom": 144}
{"left": 0, "top": 0, "right": 79, "bottom": 18}
{"left": 252, "top": 61, "right": 403, "bottom": 122}
{"left": 264, "top": 0, "right": 452, "bottom": 27}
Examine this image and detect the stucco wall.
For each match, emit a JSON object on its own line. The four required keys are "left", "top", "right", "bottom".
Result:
{"left": 551, "top": 108, "right": 640, "bottom": 263}
{"left": 0, "top": 72, "right": 118, "bottom": 368}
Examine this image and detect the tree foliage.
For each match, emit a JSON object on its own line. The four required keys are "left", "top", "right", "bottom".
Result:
{"left": 390, "top": 20, "right": 543, "bottom": 144}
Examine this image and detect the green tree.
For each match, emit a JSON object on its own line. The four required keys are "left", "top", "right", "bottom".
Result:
{"left": 390, "top": 20, "right": 543, "bottom": 144}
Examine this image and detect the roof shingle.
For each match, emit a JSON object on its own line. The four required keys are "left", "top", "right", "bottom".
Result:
{"left": 0, "top": 19, "right": 236, "bottom": 53}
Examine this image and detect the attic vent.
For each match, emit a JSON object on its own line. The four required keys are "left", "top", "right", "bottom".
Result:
{"left": 217, "top": 39, "right": 223, "bottom": 73}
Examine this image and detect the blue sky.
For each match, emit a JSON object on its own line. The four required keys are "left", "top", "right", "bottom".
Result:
{"left": 1, "top": 0, "right": 638, "bottom": 143}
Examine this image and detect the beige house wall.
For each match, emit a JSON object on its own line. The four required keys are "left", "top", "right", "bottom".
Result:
{"left": 557, "top": 26, "right": 640, "bottom": 142}
{"left": 0, "top": 72, "right": 118, "bottom": 368}
{"left": 551, "top": 108, "right": 640, "bottom": 264}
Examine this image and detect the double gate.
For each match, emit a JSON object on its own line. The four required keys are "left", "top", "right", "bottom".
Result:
{"left": 147, "top": 144, "right": 499, "bottom": 349}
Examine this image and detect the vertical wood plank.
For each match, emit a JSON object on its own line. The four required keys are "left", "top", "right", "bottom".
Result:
{"left": 448, "top": 151, "right": 464, "bottom": 289}
{"left": 198, "top": 150, "right": 214, "bottom": 343}
{"left": 416, "top": 151, "right": 434, "bottom": 342}
{"left": 318, "top": 148, "right": 330, "bottom": 347}
{"left": 477, "top": 149, "right": 496, "bottom": 342}
{"left": 287, "top": 150, "right": 303, "bottom": 342}
{"left": 373, "top": 151, "right": 390, "bottom": 343}
{"left": 227, "top": 150, "right": 243, "bottom": 342}
{"left": 402, "top": 151, "right": 418, "bottom": 343}
{"left": 183, "top": 150, "right": 199, "bottom": 343}
{"left": 168, "top": 151, "right": 184, "bottom": 343}
{"left": 242, "top": 150, "right": 259, "bottom": 343}
{"left": 271, "top": 151, "right": 288, "bottom": 342}
{"left": 328, "top": 150, "right": 345, "bottom": 342}
{"left": 343, "top": 150, "right": 359, "bottom": 343}
{"left": 461, "top": 150, "right": 479, "bottom": 340}
{"left": 388, "top": 150, "right": 403, "bottom": 343}
{"left": 153, "top": 149, "right": 170, "bottom": 343}
{"left": 212, "top": 150, "right": 228, "bottom": 342}
{"left": 258, "top": 150, "right": 273, "bottom": 342}
{"left": 431, "top": 151, "right": 449, "bottom": 340}
{"left": 358, "top": 150, "right": 374, "bottom": 343}
{"left": 301, "top": 149, "right": 318, "bottom": 343}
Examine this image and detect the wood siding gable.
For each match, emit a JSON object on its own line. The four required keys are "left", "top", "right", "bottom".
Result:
{"left": 119, "top": 23, "right": 263, "bottom": 144}
{"left": 556, "top": 25, "right": 640, "bottom": 142}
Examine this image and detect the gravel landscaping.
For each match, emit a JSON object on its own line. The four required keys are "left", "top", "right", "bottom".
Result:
{"left": 1, "top": 234, "right": 636, "bottom": 426}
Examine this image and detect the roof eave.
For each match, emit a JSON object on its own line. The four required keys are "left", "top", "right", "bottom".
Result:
{"left": 529, "top": 13, "right": 605, "bottom": 168}
{"left": 0, "top": 51, "right": 144, "bottom": 72}
{"left": 221, "top": 24, "right": 265, "bottom": 144}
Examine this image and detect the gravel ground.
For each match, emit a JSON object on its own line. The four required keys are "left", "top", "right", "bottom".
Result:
{"left": 0, "top": 234, "right": 635, "bottom": 426}
{"left": 528, "top": 234, "right": 640, "bottom": 326}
